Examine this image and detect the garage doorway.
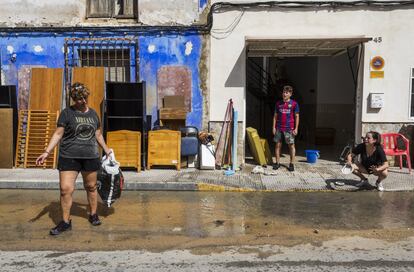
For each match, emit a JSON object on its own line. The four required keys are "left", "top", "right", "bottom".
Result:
{"left": 245, "top": 38, "right": 370, "bottom": 162}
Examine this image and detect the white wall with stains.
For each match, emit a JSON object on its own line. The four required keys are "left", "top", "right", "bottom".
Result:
{"left": 209, "top": 1, "right": 414, "bottom": 127}
{"left": 0, "top": 0, "right": 201, "bottom": 27}
{"left": 139, "top": 0, "right": 200, "bottom": 25}
{"left": 0, "top": 0, "right": 85, "bottom": 27}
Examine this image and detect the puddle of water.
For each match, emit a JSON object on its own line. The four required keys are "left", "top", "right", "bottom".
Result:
{"left": 1, "top": 190, "right": 414, "bottom": 251}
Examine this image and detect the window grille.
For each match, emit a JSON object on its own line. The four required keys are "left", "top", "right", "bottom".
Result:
{"left": 79, "top": 49, "right": 131, "bottom": 82}
{"left": 64, "top": 37, "right": 139, "bottom": 104}
{"left": 87, "top": 0, "right": 137, "bottom": 18}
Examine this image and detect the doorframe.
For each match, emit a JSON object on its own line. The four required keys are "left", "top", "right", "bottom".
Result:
{"left": 354, "top": 44, "right": 365, "bottom": 143}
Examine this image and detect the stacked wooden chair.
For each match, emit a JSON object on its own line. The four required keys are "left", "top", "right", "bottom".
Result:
{"left": 15, "top": 110, "right": 59, "bottom": 168}
{"left": 15, "top": 68, "right": 62, "bottom": 168}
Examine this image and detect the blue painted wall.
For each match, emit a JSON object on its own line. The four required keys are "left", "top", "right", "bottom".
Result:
{"left": 0, "top": 36, "right": 66, "bottom": 84}
{"left": 199, "top": 0, "right": 208, "bottom": 10}
{"left": 0, "top": 32, "right": 203, "bottom": 129}
{"left": 139, "top": 35, "right": 202, "bottom": 128}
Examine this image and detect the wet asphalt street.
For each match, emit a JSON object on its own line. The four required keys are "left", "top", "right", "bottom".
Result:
{"left": 1, "top": 189, "right": 414, "bottom": 271}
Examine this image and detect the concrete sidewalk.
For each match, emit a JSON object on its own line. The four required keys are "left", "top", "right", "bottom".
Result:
{"left": 0, "top": 158, "right": 412, "bottom": 192}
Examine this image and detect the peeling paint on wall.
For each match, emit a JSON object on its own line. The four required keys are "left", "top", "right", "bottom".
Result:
{"left": 33, "top": 45, "right": 44, "bottom": 53}
{"left": 6, "top": 46, "right": 14, "bottom": 54}
{"left": 185, "top": 41, "right": 193, "bottom": 56}
{"left": 157, "top": 66, "right": 192, "bottom": 111}
{"left": 0, "top": 0, "right": 207, "bottom": 27}
{"left": 1, "top": 31, "right": 204, "bottom": 130}
{"left": 139, "top": 34, "right": 203, "bottom": 129}
{"left": 199, "top": 0, "right": 208, "bottom": 10}
{"left": 0, "top": 36, "right": 65, "bottom": 109}
{"left": 199, "top": 35, "right": 209, "bottom": 130}
{"left": 0, "top": 0, "right": 84, "bottom": 27}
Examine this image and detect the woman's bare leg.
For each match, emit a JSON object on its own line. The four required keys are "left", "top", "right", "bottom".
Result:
{"left": 81, "top": 171, "right": 98, "bottom": 215}
{"left": 375, "top": 169, "right": 388, "bottom": 183}
{"left": 59, "top": 171, "right": 78, "bottom": 222}
{"left": 352, "top": 162, "right": 369, "bottom": 180}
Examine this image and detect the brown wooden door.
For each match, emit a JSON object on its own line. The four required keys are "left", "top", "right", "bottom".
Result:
{"left": 72, "top": 67, "right": 105, "bottom": 120}
{"left": 29, "top": 68, "right": 63, "bottom": 112}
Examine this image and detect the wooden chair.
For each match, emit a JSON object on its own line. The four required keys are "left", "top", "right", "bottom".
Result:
{"left": 381, "top": 133, "right": 411, "bottom": 173}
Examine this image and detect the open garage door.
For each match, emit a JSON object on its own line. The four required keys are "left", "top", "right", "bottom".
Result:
{"left": 245, "top": 37, "right": 371, "bottom": 162}
{"left": 246, "top": 37, "right": 371, "bottom": 57}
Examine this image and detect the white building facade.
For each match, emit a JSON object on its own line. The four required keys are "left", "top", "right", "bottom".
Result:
{"left": 209, "top": 0, "right": 414, "bottom": 162}
{"left": 1, "top": 1, "right": 413, "bottom": 164}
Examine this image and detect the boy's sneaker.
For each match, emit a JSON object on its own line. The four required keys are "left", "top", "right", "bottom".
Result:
{"left": 288, "top": 163, "right": 295, "bottom": 172}
{"left": 272, "top": 163, "right": 280, "bottom": 170}
{"left": 88, "top": 214, "right": 102, "bottom": 226}
{"left": 376, "top": 181, "right": 384, "bottom": 192}
{"left": 355, "top": 179, "right": 369, "bottom": 187}
{"left": 50, "top": 220, "right": 72, "bottom": 235}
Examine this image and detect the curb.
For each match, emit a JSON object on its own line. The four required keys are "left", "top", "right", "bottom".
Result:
{"left": 0, "top": 180, "right": 198, "bottom": 191}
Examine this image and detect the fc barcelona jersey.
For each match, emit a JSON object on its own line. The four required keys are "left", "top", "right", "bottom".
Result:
{"left": 274, "top": 99, "right": 299, "bottom": 132}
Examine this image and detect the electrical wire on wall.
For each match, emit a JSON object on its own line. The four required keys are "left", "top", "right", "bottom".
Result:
{"left": 211, "top": 9, "right": 244, "bottom": 39}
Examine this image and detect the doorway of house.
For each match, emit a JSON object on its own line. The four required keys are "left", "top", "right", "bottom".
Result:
{"left": 245, "top": 38, "right": 369, "bottom": 163}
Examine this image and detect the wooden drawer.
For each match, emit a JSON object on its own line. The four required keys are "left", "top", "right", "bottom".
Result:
{"left": 107, "top": 130, "right": 141, "bottom": 172}
{"left": 147, "top": 130, "right": 181, "bottom": 170}
{"left": 159, "top": 108, "right": 187, "bottom": 120}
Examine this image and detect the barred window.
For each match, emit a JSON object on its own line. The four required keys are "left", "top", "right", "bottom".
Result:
{"left": 87, "top": 0, "right": 137, "bottom": 18}
{"left": 79, "top": 49, "right": 131, "bottom": 82}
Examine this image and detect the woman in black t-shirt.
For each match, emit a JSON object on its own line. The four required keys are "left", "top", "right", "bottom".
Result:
{"left": 36, "top": 83, "right": 111, "bottom": 235}
{"left": 346, "top": 131, "right": 389, "bottom": 191}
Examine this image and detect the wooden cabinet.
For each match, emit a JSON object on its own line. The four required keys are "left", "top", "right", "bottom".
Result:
{"left": 0, "top": 109, "right": 13, "bottom": 168}
{"left": 147, "top": 130, "right": 181, "bottom": 170}
{"left": 0, "top": 85, "right": 17, "bottom": 163}
{"left": 107, "top": 130, "right": 141, "bottom": 172}
{"left": 159, "top": 95, "right": 187, "bottom": 131}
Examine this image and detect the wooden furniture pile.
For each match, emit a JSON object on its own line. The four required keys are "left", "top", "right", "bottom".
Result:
{"left": 15, "top": 68, "right": 62, "bottom": 168}
{"left": 159, "top": 95, "right": 187, "bottom": 131}
{"left": 15, "top": 110, "right": 59, "bottom": 168}
{"left": 11, "top": 65, "right": 184, "bottom": 172}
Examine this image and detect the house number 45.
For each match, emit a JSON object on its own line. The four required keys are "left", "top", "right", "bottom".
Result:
{"left": 373, "top": 37, "right": 382, "bottom": 43}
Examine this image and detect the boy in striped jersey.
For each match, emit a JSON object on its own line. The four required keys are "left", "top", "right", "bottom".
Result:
{"left": 272, "top": 85, "right": 300, "bottom": 172}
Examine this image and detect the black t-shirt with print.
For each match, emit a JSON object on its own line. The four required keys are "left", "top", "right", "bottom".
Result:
{"left": 352, "top": 143, "right": 387, "bottom": 171}
{"left": 57, "top": 107, "right": 100, "bottom": 159}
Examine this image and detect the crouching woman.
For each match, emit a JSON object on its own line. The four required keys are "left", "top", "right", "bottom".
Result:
{"left": 346, "top": 131, "right": 389, "bottom": 191}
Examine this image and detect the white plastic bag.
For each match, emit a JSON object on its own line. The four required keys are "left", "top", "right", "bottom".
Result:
{"left": 101, "top": 149, "right": 120, "bottom": 175}
{"left": 341, "top": 164, "right": 353, "bottom": 175}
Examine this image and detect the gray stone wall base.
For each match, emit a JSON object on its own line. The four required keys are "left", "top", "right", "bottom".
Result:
{"left": 362, "top": 122, "right": 414, "bottom": 166}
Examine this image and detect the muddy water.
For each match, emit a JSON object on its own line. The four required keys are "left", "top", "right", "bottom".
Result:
{"left": 0, "top": 190, "right": 413, "bottom": 252}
